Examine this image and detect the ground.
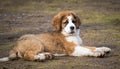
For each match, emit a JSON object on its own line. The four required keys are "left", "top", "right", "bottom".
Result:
{"left": 0, "top": 0, "right": 120, "bottom": 69}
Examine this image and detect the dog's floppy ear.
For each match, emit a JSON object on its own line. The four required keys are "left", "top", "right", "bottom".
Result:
{"left": 52, "top": 13, "right": 62, "bottom": 31}
{"left": 76, "top": 15, "right": 81, "bottom": 29}
{"left": 72, "top": 13, "right": 81, "bottom": 29}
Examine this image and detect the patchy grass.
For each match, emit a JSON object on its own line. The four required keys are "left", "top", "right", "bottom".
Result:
{"left": 0, "top": 23, "right": 5, "bottom": 30}
{"left": 74, "top": 10, "right": 120, "bottom": 24}
{"left": 0, "top": 0, "right": 120, "bottom": 24}
{"left": 82, "top": 29, "right": 120, "bottom": 46}
{"left": 0, "top": 0, "right": 120, "bottom": 69}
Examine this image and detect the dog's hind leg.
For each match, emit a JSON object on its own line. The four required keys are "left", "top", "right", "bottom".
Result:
{"left": 23, "top": 46, "right": 45, "bottom": 61}
{"left": 24, "top": 51, "right": 54, "bottom": 61}
{"left": 23, "top": 45, "right": 54, "bottom": 61}
{"left": 34, "top": 52, "right": 54, "bottom": 61}
{"left": 24, "top": 50, "right": 39, "bottom": 61}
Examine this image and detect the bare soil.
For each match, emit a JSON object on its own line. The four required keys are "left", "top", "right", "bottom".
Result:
{"left": 0, "top": 0, "right": 120, "bottom": 69}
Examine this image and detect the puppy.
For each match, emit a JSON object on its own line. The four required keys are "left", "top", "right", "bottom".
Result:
{"left": 0, "top": 11, "right": 111, "bottom": 62}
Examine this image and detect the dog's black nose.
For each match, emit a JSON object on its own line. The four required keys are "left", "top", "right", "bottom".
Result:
{"left": 70, "top": 26, "right": 74, "bottom": 30}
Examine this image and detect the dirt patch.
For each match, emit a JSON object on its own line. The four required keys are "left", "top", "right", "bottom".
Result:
{"left": 0, "top": 0, "right": 120, "bottom": 69}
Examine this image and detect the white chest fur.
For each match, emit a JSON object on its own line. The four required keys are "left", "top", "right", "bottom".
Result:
{"left": 66, "top": 35, "right": 82, "bottom": 45}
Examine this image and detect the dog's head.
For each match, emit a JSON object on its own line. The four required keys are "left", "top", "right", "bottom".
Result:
{"left": 52, "top": 11, "right": 81, "bottom": 36}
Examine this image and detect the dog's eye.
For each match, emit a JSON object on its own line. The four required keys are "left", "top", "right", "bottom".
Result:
{"left": 72, "top": 20, "right": 76, "bottom": 23}
{"left": 64, "top": 20, "right": 68, "bottom": 24}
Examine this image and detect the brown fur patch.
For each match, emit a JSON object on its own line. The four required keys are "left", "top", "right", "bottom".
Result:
{"left": 86, "top": 46, "right": 96, "bottom": 51}
{"left": 36, "top": 32, "right": 76, "bottom": 55}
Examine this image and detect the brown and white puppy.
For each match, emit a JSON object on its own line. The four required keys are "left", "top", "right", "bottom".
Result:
{"left": 0, "top": 11, "right": 111, "bottom": 62}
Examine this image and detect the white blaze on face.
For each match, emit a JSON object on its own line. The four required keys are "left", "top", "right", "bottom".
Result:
{"left": 62, "top": 15, "right": 76, "bottom": 36}
{"left": 67, "top": 15, "right": 73, "bottom": 23}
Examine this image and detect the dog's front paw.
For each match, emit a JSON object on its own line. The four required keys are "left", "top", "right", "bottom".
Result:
{"left": 96, "top": 47, "right": 111, "bottom": 54}
{"left": 91, "top": 47, "right": 111, "bottom": 57}
{"left": 91, "top": 50, "right": 105, "bottom": 57}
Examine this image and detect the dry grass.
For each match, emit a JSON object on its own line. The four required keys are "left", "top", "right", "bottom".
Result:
{"left": 0, "top": 0, "right": 120, "bottom": 69}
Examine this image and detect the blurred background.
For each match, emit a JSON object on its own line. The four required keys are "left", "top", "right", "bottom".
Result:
{"left": 0, "top": 0, "right": 120, "bottom": 69}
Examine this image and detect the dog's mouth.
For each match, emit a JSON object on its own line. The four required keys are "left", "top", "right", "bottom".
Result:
{"left": 69, "top": 31, "right": 75, "bottom": 34}
{"left": 67, "top": 30, "right": 76, "bottom": 36}
{"left": 62, "top": 30, "right": 76, "bottom": 36}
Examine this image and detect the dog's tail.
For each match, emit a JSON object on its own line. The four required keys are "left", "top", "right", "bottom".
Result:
{"left": 0, "top": 57, "right": 9, "bottom": 62}
{"left": 0, "top": 50, "right": 18, "bottom": 62}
